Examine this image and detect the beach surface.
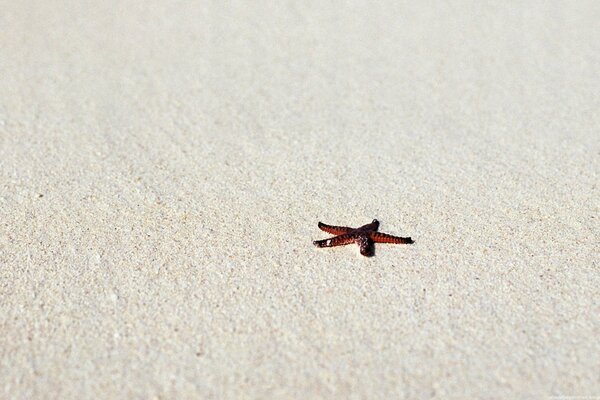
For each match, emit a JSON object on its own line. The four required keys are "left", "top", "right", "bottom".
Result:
{"left": 1, "top": 1, "right": 599, "bottom": 398}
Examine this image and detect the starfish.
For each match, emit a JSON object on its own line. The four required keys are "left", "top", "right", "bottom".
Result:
{"left": 313, "top": 219, "right": 414, "bottom": 257}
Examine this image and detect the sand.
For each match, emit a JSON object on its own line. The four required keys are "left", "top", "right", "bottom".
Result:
{"left": 1, "top": 1, "right": 599, "bottom": 398}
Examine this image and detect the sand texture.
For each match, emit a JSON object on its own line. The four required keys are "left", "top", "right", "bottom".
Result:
{"left": 1, "top": 1, "right": 599, "bottom": 398}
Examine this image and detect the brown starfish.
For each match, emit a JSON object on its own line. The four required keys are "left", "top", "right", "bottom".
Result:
{"left": 313, "top": 219, "right": 413, "bottom": 257}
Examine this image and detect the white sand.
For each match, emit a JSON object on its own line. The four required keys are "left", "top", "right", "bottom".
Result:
{"left": 1, "top": 1, "right": 599, "bottom": 398}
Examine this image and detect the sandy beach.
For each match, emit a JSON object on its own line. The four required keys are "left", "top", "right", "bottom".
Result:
{"left": 1, "top": 1, "right": 599, "bottom": 398}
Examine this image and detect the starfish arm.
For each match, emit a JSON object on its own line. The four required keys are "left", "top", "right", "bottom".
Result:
{"left": 317, "top": 222, "right": 353, "bottom": 235}
{"left": 370, "top": 232, "right": 414, "bottom": 244}
{"left": 357, "top": 219, "right": 379, "bottom": 232}
{"left": 313, "top": 233, "right": 357, "bottom": 248}
{"left": 357, "top": 236, "right": 375, "bottom": 257}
